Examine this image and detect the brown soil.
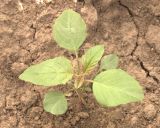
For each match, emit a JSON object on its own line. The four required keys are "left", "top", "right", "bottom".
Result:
{"left": 1, "top": 0, "right": 160, "bottom": 128}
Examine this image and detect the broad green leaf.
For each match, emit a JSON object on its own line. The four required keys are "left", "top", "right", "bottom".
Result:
{"left": 82, "top": 45, "right": 104, "bottom": 72}
{"left": 19, "top": 57, "right": 73, "bottom": 86}
{"left": 100, "top": 54, "right": 119, "bottom": 71}
{"left": 53, "top": 9, "right": 87, "bottom": 51}
{"left": 93, "top": 69, "right": 144, "bottom": 107}
{"left": 43, "top": 91, "right": 67, "bottom": 115}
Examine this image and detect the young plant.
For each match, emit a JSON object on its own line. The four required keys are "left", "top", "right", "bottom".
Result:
{"left": 19, "top": 9, "right": 144, "bottom": 115}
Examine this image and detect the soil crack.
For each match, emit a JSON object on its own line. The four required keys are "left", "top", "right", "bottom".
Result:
{"left": 118, "top": 1, "right": 159, "bottom": 84}
{"left": 30, "top": 24, "right": 37, "bottom": 41}
{"left": 118, "top": 0, "right": 139, "bottom": 56}
{"left": 137, "top": 58, "right": 159, "bottom": 83}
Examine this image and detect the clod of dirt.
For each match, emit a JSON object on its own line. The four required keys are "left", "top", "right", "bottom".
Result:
{"left": 156, "top": 114, "right": 160, "bottom": 126}
{"left": 144, "top": 104, "right": 157, "bottom": 119}
{"left": 11, "top": 62, "right": 28, "bottom": 75}
{"left": 109, "top": 109, "right": 124, "bottom": 121}
{"left": 20, "top": 90, "right": 38, "bottom": 109}
{"left": 6, "top": 93, "right": 20, "bottom": 109}
{"left": 146, "top": 25, "right": 160, "bottom": 52}
{"left": 0, "top": 94, "right": 6, "bottom": 109}
{"left": 78, "top": 112, "right": 89, "bottom": 119}
{"left": 149, "top": 0, "right": 160, "bottom": 16}
{"left": 130, "top": 116, "right": 138, "bottom": 125}
{"left": 37, "top": 7, "right": 57, "bottom": 24}
{"left": 81, "top": 4, "right": 98, "bottom": 29}
{"left": 97, "top": 0, "right": 117, "bottom": 11}
{"left": 107, "top": 122, "right": 116, "bottom": 128}
{"left": 27, "top": 107, "right": 43, "bottom": 121}
{"left": 14, "top": 24, "right": 34, "bottom": 40}
{"left": 70, "top": 116, "right": 80, "bottom": 126}
{"left": 0, "top": 24, "right": 13, "bottom": 35}
{"left": 45, "top": 0, "right": 53, "bottom": 4}
{"left": 0, "top": 116, "right": 18, "bottom": 128}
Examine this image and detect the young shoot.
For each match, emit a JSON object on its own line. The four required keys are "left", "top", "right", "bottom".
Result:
{"left": 19, "top": 9, "right": 144, "bottom": 115}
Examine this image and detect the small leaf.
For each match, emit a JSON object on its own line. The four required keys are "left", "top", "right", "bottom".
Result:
{"left": 100, "top": 54, "right": 119, "bottom": 71}
{"left": 53, "top": 9, "right": 87, "bottom": 51}
{"left": 19, "top": 57, "right": 73, "bottom": 86}
{"left": 43, "top": 91, "right": 68, "bottom": 115}
{"left": 82, "top": 45, "right": 104, "bottom": 72}
{"left": 93, "top": 69, "right": 144, "bottom": 107}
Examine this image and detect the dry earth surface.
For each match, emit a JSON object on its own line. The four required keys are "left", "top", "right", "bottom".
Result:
{"left": 0, "top": 0, "right": 160, "bottom": 128}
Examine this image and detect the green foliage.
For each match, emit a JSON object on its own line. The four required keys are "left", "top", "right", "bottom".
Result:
{"left": 43, "top": 92, "right": 67, "bottom": 115}
{"left": 19, "top": 9, "right": 144, "bottom": 115}
{"left": 93, "top": 69, "right": 144, "bottom": 107}
{"left": 100, "top": 54, "right": 119, "bottom": 71}
{"left": 53, "top": 9, "right": 87, "bottom": 52}
{"left": 81, "top": 45, "right": 104, "bottom": 72}
{"left": 19, "top": 57, "right": 73, "bottom": 86}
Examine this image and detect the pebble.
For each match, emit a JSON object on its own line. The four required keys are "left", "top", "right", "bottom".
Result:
{"left": 144, "top": 104, "right": 157, "bottom": 119}
{"left": 78, "top": 112, "right": 89, "bottom": 119}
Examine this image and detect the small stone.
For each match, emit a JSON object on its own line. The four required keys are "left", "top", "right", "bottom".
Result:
{"left": 78, "top": 112, "right": 89, "bottom": 119}
{"left": 144, "top": 104, "right": 157, "bottom": 119}
{"left": 103, "top": 32, "right": 109, "bottom": 40}
{"left": 73, "top": 0, "right": 77, "bottom": 3}
{"left": 35, "top": 0, "right": 44, "bottom": 4}
{"left": 44, "top": 0, "right": 52, "bottom": 3}
{"left": 34, "top": 116, "right": 40, "bottom": 120}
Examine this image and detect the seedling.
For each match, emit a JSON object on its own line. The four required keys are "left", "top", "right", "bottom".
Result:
{"left": 19, "top": 9, "right": 144, "bottom": 115}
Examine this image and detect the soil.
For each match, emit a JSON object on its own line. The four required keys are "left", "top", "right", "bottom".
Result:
{"left": 0, "top": 0, "right": 160, "bottom": 128}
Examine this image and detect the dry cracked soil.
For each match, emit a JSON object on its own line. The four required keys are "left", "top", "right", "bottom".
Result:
{"left": 0, "top": 0, "right": 160, "bottom": 128}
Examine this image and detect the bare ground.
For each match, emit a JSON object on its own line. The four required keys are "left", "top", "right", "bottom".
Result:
{"left": 0, "top": 0, "right": 160, "bottom": 128}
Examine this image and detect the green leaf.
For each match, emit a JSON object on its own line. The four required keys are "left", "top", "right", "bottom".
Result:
{"left": 53, "top": 9, "right": 87, "bottom": 51}
{"left": 100, "top": 54, "right": 119, "bottom": 71}
{"left": 93, "top": 69, "right": 144, "bottom": 107}
{"left": 82, "top": 45, "right": 104, "bottom": 72}
{"left": 43, "top": 91, "right": 68, "bottom": 115}
{"left": 19, "top": 57, "right": 73, "bottom": 86}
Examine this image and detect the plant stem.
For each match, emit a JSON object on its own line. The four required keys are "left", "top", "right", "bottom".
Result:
{"left": 74, "top": 89, "right": 87, "bottom": 106}
{"left": 85, "top": 79, "right": 94, "bottom": 83}
{"left": 75, "top": 51, "right": 80, "bottom": 74}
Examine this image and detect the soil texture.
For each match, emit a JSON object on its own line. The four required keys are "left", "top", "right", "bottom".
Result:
{"left": 0, "top": 0, "right": 160, "bottom": 128}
